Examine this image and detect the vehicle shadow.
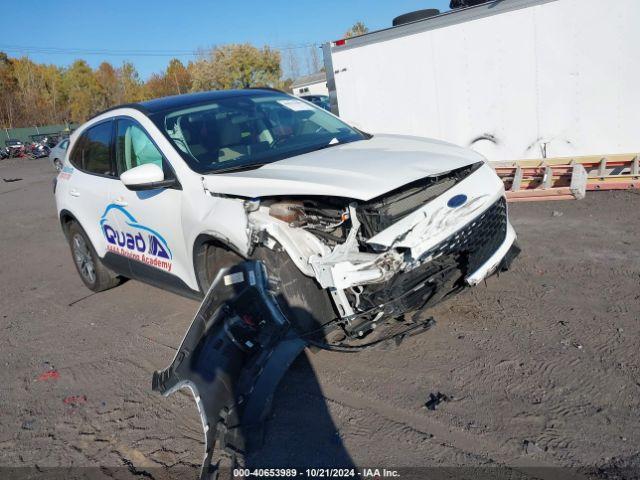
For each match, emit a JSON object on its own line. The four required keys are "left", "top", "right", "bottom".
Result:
{"left": 245, "top": 350, "right": 356, "bottom": 469}
{"left": 153, "top": 263, "right": 356, "bottom": 478}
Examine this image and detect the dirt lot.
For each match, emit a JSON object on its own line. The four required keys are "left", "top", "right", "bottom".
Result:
{"left": 1, "top": 157, "right": 639, "bottom": 479}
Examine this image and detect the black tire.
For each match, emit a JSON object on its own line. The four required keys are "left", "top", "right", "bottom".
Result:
{"left": 198, "top": 241, "right": 338, "bottom": 338}
{"left": 251, "top": 246, "right": 337, "bottom": 337}
{"left": 67, "top": 221, "right": 120, "bottom": 292}
{"left": 392, "top": 8, "right": 440, "bottom": 26}
{"left": 196, "top": 240, "right": 246, "bottom": 293}
{"left": 53, "top": 159, "right": 63, "bottom": 172}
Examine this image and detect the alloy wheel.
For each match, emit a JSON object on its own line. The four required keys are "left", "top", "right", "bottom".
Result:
{"left": 72, "top": 234, "right": 96, "bottom": 285}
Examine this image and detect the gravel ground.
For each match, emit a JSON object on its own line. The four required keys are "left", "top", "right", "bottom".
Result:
{"left": 1, "top": 157, "right": 639, "bottom": 479}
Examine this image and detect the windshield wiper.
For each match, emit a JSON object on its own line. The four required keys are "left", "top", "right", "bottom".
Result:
{"left": 209, "top": 163, "right": 269, "bottom": 174}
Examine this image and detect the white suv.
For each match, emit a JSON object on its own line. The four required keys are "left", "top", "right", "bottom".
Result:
{"left": 54, "top": 89, "right": 517, "bottom": 342}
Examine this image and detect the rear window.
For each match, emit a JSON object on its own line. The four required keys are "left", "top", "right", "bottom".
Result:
{"left": 69, "top": 121, "right": 115, "bottom": 176}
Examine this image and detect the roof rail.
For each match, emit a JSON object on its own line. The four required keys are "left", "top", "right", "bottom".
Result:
{"left": 89, "top": 103, "right": 149, "bottom": 121}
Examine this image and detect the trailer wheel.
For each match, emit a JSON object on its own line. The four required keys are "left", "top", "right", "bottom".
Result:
{"left": 392, "top": 9, "right": 440, "bottom": 26}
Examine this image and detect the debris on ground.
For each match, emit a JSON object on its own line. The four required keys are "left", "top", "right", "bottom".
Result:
{"left": 2, "top": 178, "right": 22, "bottom": 183}
{"left": 21, "top": 420, "right": 35, "bottom": 430}
{"left": 36, "top": 370, "right": 60, "bottom": 381}
{"left": 552, "top": 210, "right": 564, "bottom": 217}
{"left": 523, "top": 439, "right": 545, "bottom": 455}
{"left": 63, "top": 395, "right": 87, "bottom": 406}
{"left": 561, "top": 339, "right": 583, "bottom": 350}
{"left": 424, "top": 392, "right": 450, "bottom": 410}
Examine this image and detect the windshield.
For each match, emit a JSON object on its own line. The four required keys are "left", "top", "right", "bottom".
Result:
{"left": 151, "top": 92, "right": 365, "bottom": 174}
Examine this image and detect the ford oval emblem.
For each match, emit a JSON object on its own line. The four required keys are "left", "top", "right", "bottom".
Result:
{"left": 447, "top": 194, "right": 468, "bottom": 208}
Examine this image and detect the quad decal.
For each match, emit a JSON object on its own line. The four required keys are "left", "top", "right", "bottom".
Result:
{"left": 100, "top": 204, "right": 173, "bottom": 272}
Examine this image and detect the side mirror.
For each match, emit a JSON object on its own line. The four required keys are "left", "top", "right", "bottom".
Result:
{"left": 120, "top": 163, "right": 178, "bottom": 191}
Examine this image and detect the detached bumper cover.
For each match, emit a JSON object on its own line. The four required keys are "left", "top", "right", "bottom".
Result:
{"left": 152, "top": 261, "right": 305, "bottom": 479}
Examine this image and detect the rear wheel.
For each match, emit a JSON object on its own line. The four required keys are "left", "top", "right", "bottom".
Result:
{"left": 67, "top": 221, "right": 120, "bottom": 292}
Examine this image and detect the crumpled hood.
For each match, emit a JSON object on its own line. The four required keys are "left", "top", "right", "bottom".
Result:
{"left": 203, "top": 134, "right": 485, "bottom": 201}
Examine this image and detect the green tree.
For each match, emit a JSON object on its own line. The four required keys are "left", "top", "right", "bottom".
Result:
{"left": 0, "top": 52, "right": 18, "bottom": 127}
{"left": 12, "top": 58, "right": 64, "bottom": 125}
{"left": 94, "top": 62, "right": 119, "bottom": 110}
{"left": 61, "top": 60, "right": 102, "bottom": 123}
{"left": 144, "top": 73, "right": 171, "bottom": 99}
{"left": 165, "top": 58, "right": 191, "bottom": 94}
{"left": 0, "top": 43, "right": 287, "bottom": 128}
{"left": 190, "top": 44, "right": 281, "bottom": 91}
{"left": 144, "top": 58, "right": 192, "bottom": 99}
{"left": 117, "top": 62, "right": 143, "bottom": 103}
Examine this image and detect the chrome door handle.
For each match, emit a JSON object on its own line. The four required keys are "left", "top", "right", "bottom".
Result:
{"left": 115, "top": 198, "right": 128, "bottom": 207}
{"left": 69, "top": 189, "right": 80, "bottom": 197}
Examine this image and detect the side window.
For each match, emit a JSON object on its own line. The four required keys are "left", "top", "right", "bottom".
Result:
{"left": 69, "top": 134, "right": 86, "bottom": 169}
{"left": 61, "top": 140, "right": 69, "bottom": 150}
{"left": 69, "top": 121, "right": 115, "bottom": 176}
{"left": 115, "top": 119, "right": 166, "bottom": 175}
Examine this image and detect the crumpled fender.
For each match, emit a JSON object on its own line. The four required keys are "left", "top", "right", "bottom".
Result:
{"left": 152, "top": 261, "right": 306, "bottom": 479}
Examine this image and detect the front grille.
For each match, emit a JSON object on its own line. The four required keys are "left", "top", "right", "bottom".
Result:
{"left": 357, "top": 162, "right": 483, "bottom": 238}
{"left": 422, "top": 196, "right": 508, "bottom": 273}
{"left": 360, "top": 196, "right": 508, "bottom": 315}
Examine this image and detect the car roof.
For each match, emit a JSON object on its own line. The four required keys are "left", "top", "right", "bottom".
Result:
{"left": 95, "top": 88, "right": 284, "bottom": 118}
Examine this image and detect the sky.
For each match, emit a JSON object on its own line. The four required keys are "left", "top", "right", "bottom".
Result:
{"left": 2, "top": 0, "right": 450, "bottom": 79}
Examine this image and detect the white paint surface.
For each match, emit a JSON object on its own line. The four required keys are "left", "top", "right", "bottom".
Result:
{"left": 204, "top": 134, "right": 484, "bottom": 200}
{"left": 330, "top": 0, "right": 640, "bottom": 161}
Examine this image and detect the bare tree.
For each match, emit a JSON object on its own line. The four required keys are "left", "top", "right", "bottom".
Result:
{"left": 285, "top": 46, "right": 300, "bottom": 80}
{"left": 306, "top": 45, "right": 322, "bottom": 74}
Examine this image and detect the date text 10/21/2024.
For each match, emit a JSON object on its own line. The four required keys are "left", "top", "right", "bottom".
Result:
{"left": 232, "top": 468, "right": 401, "bottom": 478}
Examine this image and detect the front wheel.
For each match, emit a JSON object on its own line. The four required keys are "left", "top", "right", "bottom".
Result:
{"left": 67, "top": 221, "right": 120, "bottom": 292}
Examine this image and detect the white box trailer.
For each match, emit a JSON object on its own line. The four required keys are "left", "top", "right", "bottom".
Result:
{"left": 323, "top": 0, "right": 640, "bottom": 162}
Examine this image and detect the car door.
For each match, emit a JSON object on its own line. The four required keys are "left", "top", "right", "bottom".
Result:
{"left": 64, "top": 120, "right": 122, "bottom": 262}
{"left": 107, "top": 117, "right": 195, "bottom": 294}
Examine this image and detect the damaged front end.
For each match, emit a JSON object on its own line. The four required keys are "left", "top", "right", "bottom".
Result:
{"left": 152, "top": 260, "right": 437, "bottom": 478}
{"left": 244, "top": 162, "right": 517, "bottom": 343}
{"left": 152, "top": 164, "right": 518, "bottom": 476}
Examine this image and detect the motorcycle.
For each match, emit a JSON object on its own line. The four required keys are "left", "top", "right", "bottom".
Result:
{"left": 25, "top": 141, "right": 50, "bottom": 159}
